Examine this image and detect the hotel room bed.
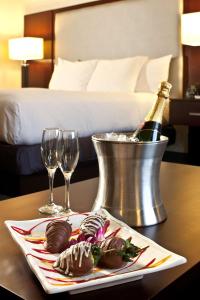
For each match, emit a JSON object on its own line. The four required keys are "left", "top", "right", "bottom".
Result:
{"left": 0, "top": 0, "right": 181, "bottom": 196}
{"left": 0, "top": 89, "right": 157, "bottom": 146}
{"left": 0, "top": 89, "right": 155, "bottom": 193}
{"left": 0, "top": 88, "right": 175, "bottom": 196}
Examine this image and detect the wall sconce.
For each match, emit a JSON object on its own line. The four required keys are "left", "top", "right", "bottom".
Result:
{"left": 8, "top": 37, "right": 44, "bottom": 87}
{"left": 181, "top": 12, "right": 200, "bottom": 98}
{"left": 181, "top": 12, "right": 200, "bottom": 46}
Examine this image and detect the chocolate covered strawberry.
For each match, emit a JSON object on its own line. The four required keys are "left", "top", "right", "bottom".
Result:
{"left": 45, "top": 220, "right": 72, "bottom": 253}
{"left": 80, "top": 214, "right": 107, "bottom": 236}
{"left": 98, "top": 236, "right": 141, "bottom": 269}
{"left": 78, "top": 214, "right": 110, "bottom": 243}
{"left": 53, "top": 241, "right": 101, "bottom": 277}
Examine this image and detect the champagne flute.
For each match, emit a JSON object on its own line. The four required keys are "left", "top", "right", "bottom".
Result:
{"left": 57, "top": 130, "right": 79, "bottom": 214}
{"left": 39, "top": 128, "right": 63, "bottom": 215}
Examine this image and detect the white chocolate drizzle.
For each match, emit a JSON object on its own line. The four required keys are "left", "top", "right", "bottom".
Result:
{"left": 99, "top": 238, "right": 112, "bottom": 251}
{"left": 53, "top": 241, "right": 92, "bottom": 275}
{"left": 99, "top": 237, "right": 124, "bottom": 253}
{"left": 80, "top": 214, "right": 105, "bottom": 235}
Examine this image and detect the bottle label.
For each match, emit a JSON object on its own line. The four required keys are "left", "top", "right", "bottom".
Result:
{"left": 138, "top": 121, "right": 162, "bottom": 141}
{"left": 142, "top": 121, "right": 162, "bottom": 133}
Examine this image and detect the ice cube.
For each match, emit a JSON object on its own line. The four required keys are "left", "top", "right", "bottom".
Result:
{"left": 128, "top": 136, "right": 139, "bottom": 142}
{"left": 105, "top": 132, "right": 119, "bottom": 141}
{"left": 117, "top": 134, "right": 129, "bottom": 141}
{"left": 103, "top": 132, "right": 139, "bottom": 142}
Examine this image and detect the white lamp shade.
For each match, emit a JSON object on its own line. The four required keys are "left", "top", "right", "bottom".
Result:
{"left": 181, "top": 12, "right": 200, "bottom": 46}
{"left": 9, "top": 37, "right": 44, "bottom": 61}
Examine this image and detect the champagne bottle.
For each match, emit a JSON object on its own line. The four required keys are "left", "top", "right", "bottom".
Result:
{"left": 133, "top": 81, "right": 172, "bottom": 142}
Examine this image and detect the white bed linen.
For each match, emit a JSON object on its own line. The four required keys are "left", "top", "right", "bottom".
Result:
{"left": 0, "top": 88, "right": 156, "bottom": 145}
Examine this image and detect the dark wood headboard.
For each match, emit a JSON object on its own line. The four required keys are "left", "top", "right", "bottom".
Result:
{"left": 24, "top": 10, "right": 54, "bottom": 87}
{"left": 24, "top": 0, "right": 123, "bottom": 88}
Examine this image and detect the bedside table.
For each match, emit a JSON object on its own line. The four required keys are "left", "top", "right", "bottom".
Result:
{"left": 169, "top": 98, "right": 200, "bottom": 165}
{"left": 170, "top": 99, "right": 200, "bottom": 126}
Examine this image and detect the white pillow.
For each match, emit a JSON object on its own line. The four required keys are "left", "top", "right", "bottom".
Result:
{"left": 87, "top": 56, "right": 148, "bottom": 92}
{"left": 49, "top": 58, "right": 97, "bottom": 91}
{"left": 135, "top": 54, "right": 172, "bottom": 93}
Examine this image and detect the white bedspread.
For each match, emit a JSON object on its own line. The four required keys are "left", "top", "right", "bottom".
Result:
{"left": 0, "top": 88, "right": 156, "bottom": 145}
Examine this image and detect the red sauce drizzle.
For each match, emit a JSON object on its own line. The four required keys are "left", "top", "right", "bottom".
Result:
{"left": 40, "top": 266, "right": 58, "bottom": 273}
{"left": 11, "top": 216, "right": 64, "bottom": 236}
{"left": 26, "top": 253, "right": 56, "bottom": 263}
{"left": 105, "top": 227, "right": 121, "bottom": 239}
{"left": 139, "top": 258, "right": 156, "bottom": 269}
{"left": 32, "top": 248, "right": 49, "bottom": 254}
{"left": 25, "top": 238, "right": 45, "bottom": 244}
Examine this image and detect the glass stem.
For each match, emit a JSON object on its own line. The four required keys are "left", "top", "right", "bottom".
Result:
{"left": 64, "top": 173, "right": 72, "bottom": 211}
{"left": 47, "top": 169, "right": 56, "bottom": 206}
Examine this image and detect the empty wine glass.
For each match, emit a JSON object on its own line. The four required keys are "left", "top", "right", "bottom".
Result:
{"left": 57, "top": 130, "right": 79, "bottom": 214}
{"left": 39, "top": 128, "right": 63, "bottom": 215}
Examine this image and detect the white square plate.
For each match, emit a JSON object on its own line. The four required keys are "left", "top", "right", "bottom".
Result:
{"left": 5, "top": 209, "right": 186, "bottom": 294}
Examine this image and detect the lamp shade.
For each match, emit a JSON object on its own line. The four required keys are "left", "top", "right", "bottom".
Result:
{"left": 181, "top": 12, "right": 200, "bottom": 46}
{"left": 9, "top": 37, "right": 44, "bottom": 61}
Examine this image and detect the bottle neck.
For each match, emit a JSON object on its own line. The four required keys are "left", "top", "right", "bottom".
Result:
{"left": 144, "top": 96, "right": 166, "bottom": 124}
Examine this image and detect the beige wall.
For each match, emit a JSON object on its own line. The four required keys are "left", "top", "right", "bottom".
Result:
{"left": 0, "top": 0, "right": 25, "bottom": 88}
{"left": 0, "top": 1, "right": 104, "bottom": 88}
{"left": 25, "top": 0, "right": 99, "bottom": 14}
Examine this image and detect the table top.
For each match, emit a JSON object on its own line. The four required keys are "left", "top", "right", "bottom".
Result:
{"left": 0, "top": 162, "right": 200, "bottom": 299}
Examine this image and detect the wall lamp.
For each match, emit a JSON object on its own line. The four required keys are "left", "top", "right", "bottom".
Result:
{"left": 181, "top": 12, "right": 200, "bottom": 98}
{"left": 8, "top": 37, "right": 44, "bottom": 87}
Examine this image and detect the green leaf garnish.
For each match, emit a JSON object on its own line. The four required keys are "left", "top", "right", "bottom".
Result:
{"left": 91, "top": 244, "right": 102, "bottom": 266}
{"left": 117, "top": 239, "right": 141, "bottom": 261}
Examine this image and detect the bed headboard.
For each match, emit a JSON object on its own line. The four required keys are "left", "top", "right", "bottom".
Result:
{"left": 24, "top": 0, "right": 183, "bottom": 97}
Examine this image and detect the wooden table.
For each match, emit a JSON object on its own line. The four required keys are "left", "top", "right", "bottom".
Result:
{"left": 0, "top": 162, "right": 200, "bottom": 299}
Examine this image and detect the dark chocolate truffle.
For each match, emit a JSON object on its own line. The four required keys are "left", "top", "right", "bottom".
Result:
{"left": 53, "top": 241, "right": 94, "bottom": 276}
{"left": 45, "top": 220, "right": 72, "bottom": 253}
{"left": 80, "top": 214, "right": 106, "bottom": 236}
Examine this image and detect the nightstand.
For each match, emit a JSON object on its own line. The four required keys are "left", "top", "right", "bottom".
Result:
{"left": 169, "top": 98, "right": 200, "bottom": 165}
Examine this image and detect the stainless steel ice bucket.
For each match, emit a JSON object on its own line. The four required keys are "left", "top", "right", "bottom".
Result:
{"left": 92, "top": 133, "right": 168, "bottom": 227}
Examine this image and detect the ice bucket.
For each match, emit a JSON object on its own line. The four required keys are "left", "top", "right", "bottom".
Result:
{"left": 92, "top": 133, "right": 168, "bottom": 227}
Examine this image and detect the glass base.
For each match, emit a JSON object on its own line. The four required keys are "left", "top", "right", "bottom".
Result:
{"left": 58, "top": 208, "right": 74, "bottom": 216}
{"left": 38, "top": 203, "right": 63, "bottom": 215}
